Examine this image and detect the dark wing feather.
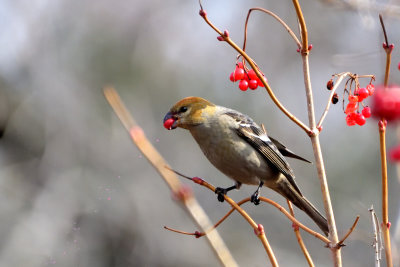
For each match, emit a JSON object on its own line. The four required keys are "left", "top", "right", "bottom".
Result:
{"left": 224, "top": 111, "right": 302, "bottom": 195}
{"left": 269, "top": 137, "right": 312, "bottom": 163}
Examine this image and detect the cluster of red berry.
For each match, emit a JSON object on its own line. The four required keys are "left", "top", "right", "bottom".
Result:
{"left": 229, "top": 62, "right": 267, "bottom": 91}
{"left": 327, "top": 79, "right": 375, "bottom": 126}
{"left": 344, "top": 85, "right": 374, "bottom": 126}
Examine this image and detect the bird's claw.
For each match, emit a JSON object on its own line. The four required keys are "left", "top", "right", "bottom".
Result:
{"left": 251, "top": 192, "right": 260, "bottom": 205}
{"left": 215, "top": 187, "right": 227, "bottom": 202}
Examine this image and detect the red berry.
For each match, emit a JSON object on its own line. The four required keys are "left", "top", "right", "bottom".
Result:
{"left": 229, "top": 72, "right": 235, "bottom": 82}
{"left": 238, "top": 80, "right": 248, "bottom": 91}
{"left": 345, "top": 102, "right": 358, "bottom": 114}
{"left": 247, "top": 69, "right": 257, "bottom": 80}
{"left": 348, "top": 95, "right": 358, "bottom": 103}
{"left": 346, "top": 113, "right": 356, "bottom": 126}
{"left": 362, "top": 106, "right": 371, "bottom": 118}
{"left": 398, "top": 62, "right": 400, "bottom": 71}
{"left": 248, "top": 80, "right": 258, "bottom": 90}
{"left": 355, "top": 113, "right": 366, "bottom": 126}
{"left": 163, "top": 118, "right": 176, "bottom": 130}
{"left": 366, "top": 84, "right": 375, "bottom": 95}
{"left": 234, "top": 68, "right": 245, "bottom": 81}
{"left": 242, "top": 73, "right": 249, "bottom": 81}
{"left": 356, "top": 88, "right": 369, "bottom": 101}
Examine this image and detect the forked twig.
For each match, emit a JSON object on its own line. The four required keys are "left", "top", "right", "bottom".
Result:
{"left": 336, "top": 216, "right": 360, "bottom": 248}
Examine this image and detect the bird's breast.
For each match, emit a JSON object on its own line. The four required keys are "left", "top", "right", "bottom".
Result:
{"left": 189, "top": 121, "right": 277, "bottom": 185}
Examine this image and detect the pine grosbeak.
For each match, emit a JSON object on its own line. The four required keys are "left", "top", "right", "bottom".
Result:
{"left": 163, "top": 96, "right": 328, "bottom": 236}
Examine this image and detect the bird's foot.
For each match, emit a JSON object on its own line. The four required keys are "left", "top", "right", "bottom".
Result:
{"left": 215, "top": 187, "right": 227, "bottom": 202}
{"left": 250, "top": 192, "right": 261, "bottom": 205}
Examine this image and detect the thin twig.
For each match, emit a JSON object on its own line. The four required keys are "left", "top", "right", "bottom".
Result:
{"left": 292, "top": 0, "right": 308, "bottom": 54}
{"left": 287, "top": 200, "right": 315, "bottom": 267}
{"left": 379, "top": 14, "right": 392, "bottom": 87}
{"left": 198, "top": 3, "right": 310, "bottom": 133}
{"left": 336, "top": 216, "right": 360, "bottom": 248}
{"left": 103, "top": 87, "right": 238, "bottom": 267}
{"left": 243, "top": 8, "right": 301, "bottom": 51}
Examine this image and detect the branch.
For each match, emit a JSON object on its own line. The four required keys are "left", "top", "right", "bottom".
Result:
{"left": 291, "top": 0, "right": 342, "bottom": 265}
{"left": 103, "top": 87, "right": 238, "bottom": 267}
{"left": 378, "top": 14, "right": 393, "bottom": 267}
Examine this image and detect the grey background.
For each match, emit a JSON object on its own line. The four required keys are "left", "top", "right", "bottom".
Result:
{"left": 0, "top": 0, "right": 399, "bottom": 266}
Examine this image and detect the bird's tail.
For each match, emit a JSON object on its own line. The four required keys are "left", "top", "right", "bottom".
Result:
{"left": 275, "top": 179, "right": 329, "bottom": 236}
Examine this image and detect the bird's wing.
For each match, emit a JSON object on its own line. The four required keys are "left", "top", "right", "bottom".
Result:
{"left": 269, "top": 137, "right": 312, "bottom": 163}
{"left": 224, "top": 111, "right": 302, "bottom": 195}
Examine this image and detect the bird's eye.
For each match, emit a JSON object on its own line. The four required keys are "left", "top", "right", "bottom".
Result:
{"left": 179, "top": 106, "right": 188, "bottom": 113}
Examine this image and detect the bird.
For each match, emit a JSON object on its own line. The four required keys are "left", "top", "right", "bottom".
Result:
{"left": 163, "top": 96, "right": 329, "bottom": 236}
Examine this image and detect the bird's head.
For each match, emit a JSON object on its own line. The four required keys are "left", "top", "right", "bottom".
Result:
{"left": 163, "top": 96, "right": 216, "bottom": 130}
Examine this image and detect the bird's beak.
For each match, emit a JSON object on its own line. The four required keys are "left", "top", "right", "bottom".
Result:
{"left": 163, "top": 111, "right": 178, "bottom": 130}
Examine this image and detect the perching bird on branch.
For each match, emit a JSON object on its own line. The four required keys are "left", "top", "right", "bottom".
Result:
{"left": 163, "top": 96, "right": 328, "bottom": 236}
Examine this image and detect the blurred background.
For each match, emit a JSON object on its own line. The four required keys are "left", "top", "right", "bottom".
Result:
{"left": 0, "top": 0, "right": 399, "bottom": 266}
